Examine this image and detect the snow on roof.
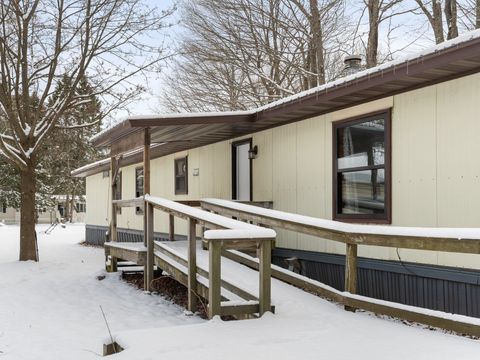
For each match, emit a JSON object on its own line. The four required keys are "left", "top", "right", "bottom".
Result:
{"left": 71, "top": 157, "right": 110, "bottom": 175}
{"left": 92, "top": 29, "right": 480, "bottom": 144}
{"left": 128, "top": 110, "right": 255, "bottom": 120}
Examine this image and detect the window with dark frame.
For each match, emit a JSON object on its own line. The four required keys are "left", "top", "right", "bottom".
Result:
{"left": 174, "top": 157, "right": 188, "bottom": 195}
{"left": 135, "top": 167, "right": 144, "bottom": 214}
{"left": 333, "top": 110, "right": 391, "bottom": 223}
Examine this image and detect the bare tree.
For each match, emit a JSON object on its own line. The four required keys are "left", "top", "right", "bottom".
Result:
{"left": 415, "top": 0, "right": 445, "bottom": 43}
{"left": 363, "top": 0, "right": 409, "bottom": 68}
{"left": 161, "top": 0, "right": 348, "bottom": 111}
{"left": 415, "top": 0, "right": 461, "bottom": 43}
{"left": 445, "top": 0, "right": 459, "bottom": 37}
{"left": 0, "top": 0, "right": 173, "bottom": 261}
{"left": 456, "top": 0, "right": 480, "bottom": 29}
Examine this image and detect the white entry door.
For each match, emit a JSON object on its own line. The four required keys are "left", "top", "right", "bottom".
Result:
{"left": 233, "top": 141, "right": 251, "bottom": 201}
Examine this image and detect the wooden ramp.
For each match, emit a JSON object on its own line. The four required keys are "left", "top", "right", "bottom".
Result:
{"left": 106, "top": 194, "right": 276, "bottom": 320}
{"left": 105, "top": 239, "right": 275, "bottom": 318}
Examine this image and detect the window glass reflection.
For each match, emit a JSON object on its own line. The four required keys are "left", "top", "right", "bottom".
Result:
{"left": 337, "top": 119, "right": 385, "bottom": 170}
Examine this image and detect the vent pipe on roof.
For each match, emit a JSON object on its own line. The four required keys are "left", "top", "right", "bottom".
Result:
{"left": 343, "top": 55, "right": 363, "bottom": 76}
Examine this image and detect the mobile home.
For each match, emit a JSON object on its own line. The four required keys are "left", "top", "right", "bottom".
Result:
{"left": 73, "top": 31, "right": 480, "bottom": 317}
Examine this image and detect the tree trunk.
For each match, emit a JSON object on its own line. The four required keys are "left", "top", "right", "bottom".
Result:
{"left": 366, "top": 0, "right": 379, "bottom": 68}
{"left": 445, "top": 0, "right": 458, "bottom": 40}
{"left": 308, "top": 0, "right": 325, "bottom": 87}
{"left": 476, "top": 0, "right": 480, "bottom": 29}
{"left": 432, "top": 0, "right": 445, "bottom": 43}
{"left": 70, "top": 189, "right": 76, "bottom": 223}
{"left": 19, "top": 166, "right": 38, "bottom": 261}
{"left": 416, "top": 0, "right": 444, "bottom": 44}
{"left": 66, "top": 193, "right": 70, "bottom": 222}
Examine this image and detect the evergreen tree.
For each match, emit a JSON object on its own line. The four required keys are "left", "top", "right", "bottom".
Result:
{"left": 0, "top": 76, "right": 103, "bottom": 222}
{"left": 43, "top": 75, "right": 104, "bottom": 221}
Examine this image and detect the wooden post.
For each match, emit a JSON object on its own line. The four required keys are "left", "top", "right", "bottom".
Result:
{"left": 187, "top": 218, "right": 197, "bottom": 312}
{"left": 258, "top": 239, "right": 272, "bottom": 316}
{"left": 143, "top": 128, "right": 150, "bottom": 246}
{"left": 109, "top": 157, "right": 118, "bottom": 272}
{"left": 208, "top": 240, "right": 221, "bottom": 319}
{"left": 344, "top": 243, "right": 358, "bottom": 312}
{"left": 169, "top": 214, "right": 175, "bottom": 241}
{"left": 143, "top": 128, "right": 151, "bottom": 288}
{"left": 145, "top": 202, "right": 154, "bottom": 291}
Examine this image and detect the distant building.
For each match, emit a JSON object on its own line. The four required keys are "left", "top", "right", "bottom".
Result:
{"left": 0, "top": 195, "right": 86, "bottom": 225}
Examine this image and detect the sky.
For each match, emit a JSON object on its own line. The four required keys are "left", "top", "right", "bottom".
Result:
{"left": 114, "top": 0, "right": 180, "bottom": 121}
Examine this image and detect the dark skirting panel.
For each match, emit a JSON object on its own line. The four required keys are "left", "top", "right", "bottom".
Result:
{"left": 273, "top": 247, "right": 480, "bottom": 318}
{"left": 85, "top": 224, "right": 186, "bottom": 246}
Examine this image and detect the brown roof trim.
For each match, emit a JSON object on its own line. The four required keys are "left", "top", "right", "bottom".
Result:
{"left": 129, "top": 113, "right": 255, "bottom": 127}
{"left": 91, "top": 112, "right": 256, "bottom": 147}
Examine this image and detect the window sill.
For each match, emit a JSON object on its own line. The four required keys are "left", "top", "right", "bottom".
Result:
{"left": 333, "top": 216, "right": 391, "bottom": 225}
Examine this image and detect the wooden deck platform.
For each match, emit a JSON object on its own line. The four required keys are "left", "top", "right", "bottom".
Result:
{"left": 105, "top": 240, "right": 275, "bottom": 317}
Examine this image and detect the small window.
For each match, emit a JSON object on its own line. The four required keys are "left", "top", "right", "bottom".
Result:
{"left": 114, "top": 171, "right": 122, "bottom": 215}
{"left": 175, "top": 157, "right": 188, "bottom": 195}
{"left": 333, "top": 111, "right": 391, "bottom": 223}
{"left": 135, "top": 167, "right": 144, "bottom": 214}
{"left": 2, "top": 203, "right": 6, "bottom": 213}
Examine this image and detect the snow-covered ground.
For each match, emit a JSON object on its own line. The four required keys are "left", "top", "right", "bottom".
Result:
{"left": 0, "top": 224, "right": 479, "bottom": 359}
{"left": 0, "top": 224, "right": 202, "bottom": 359}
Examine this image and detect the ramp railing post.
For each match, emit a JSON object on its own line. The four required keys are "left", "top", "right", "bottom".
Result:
{"left": 109, "top": 157, "right": 118, "bottom": 273}
{"left": 208, "top": 240, "right": 221, "bottom": 319}
{"left": 344, "top": 242, "right": 358, "bottom": 312}
{"left": 259, "top": 239, "right": 272, "bottom": 316}
{"left": 169, "top": 214, "right": 175, "bottom": 241}
{"left": 187, "top": 218, "right": 197, "bottom": 312}
{"left": 145, "top": 201, "right": 154, "bottom": 292}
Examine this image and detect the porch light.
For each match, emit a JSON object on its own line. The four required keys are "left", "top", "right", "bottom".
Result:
{"left": 248, "top": 145, "right": 258, "bottom": 160}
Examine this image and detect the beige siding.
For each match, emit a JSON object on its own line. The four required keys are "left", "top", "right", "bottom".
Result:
{"left": 436, "top": 74, "right": 480, "bottom": 227}
{"left": 117, "top": 164, "right": 143, "bottom": 230}
{"left": 296, "top": 116, "right": 327, "bottom": 252}
{"left": 252, "top": 130, "right": 273, "bottom": 201}
{"left": 86, "top": 173, "right": 111, "bottom": 226}
{"left": 272, "top": 123, "right": 298, "bottom": 249}
{"left": 435, "top": 73, "right": 480, "bottom": 268}
{"left": 85, "top": 73, "right": 480, "bottom": 269}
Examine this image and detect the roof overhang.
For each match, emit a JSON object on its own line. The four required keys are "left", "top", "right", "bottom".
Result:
{"left": 73, "top": 30, "right": 480, "bottom": 178}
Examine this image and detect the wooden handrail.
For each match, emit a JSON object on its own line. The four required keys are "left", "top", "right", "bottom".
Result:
{"left": 144, "top": 195, "right": 276, "bottom": 239}
{"left": 200, "top": 197, "right": 480, "bottom": 333}
{"left": 112, "top": 197, "right": 144, "bottom": 208}
{"left": 200, "top": 198, "right": 480, "bottom": 254}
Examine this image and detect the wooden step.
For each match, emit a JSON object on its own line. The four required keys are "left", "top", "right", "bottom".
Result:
{"left": 105, "top": 242, "right": 146, "bottom": 265}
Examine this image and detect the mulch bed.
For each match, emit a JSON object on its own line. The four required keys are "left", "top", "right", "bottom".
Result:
{"left": 79, "top": 241, "right": 103, "bottom": 248}
{"left": 122, "top": 272, "right": 209, "bottom": 319}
